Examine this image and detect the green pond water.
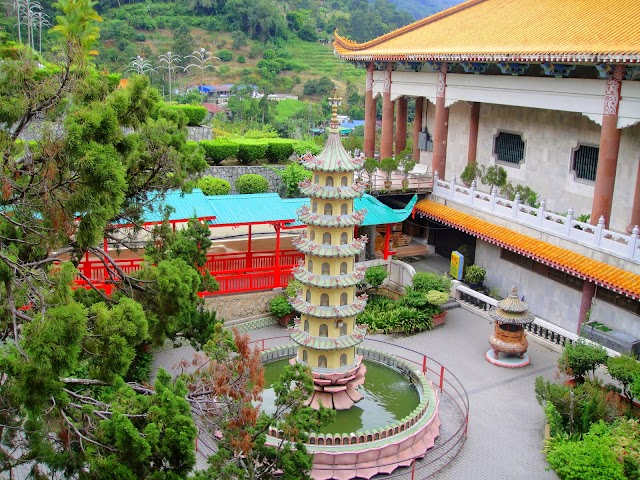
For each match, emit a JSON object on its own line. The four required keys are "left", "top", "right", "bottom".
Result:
{"left": 262, "top": 359, "right": 420, "bottom": 435}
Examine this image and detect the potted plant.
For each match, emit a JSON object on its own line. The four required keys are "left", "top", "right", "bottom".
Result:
{"left": 463, "top": 264, "right": 486, "bottom": 290}
{"left": 460, "top": 161, "right": 479, "bottom": 187}
{"left": 425, "top": 290, "right": 450, "bottom": 327}
{"left": 269, "top": 295, "right": 295, "bottom": 327}
{"left": 398, "top": 151, "right": 416, "bottom": 191}
{"left": 362, "top": 157, "right": 379, "bottom": 191}
{"left": 379, "top": 157, "right": 399, "bottom": 190}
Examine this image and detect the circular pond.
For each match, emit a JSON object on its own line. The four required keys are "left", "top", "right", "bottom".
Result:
{"left": 262, "top": 359, "right": 420, "bottom": 435}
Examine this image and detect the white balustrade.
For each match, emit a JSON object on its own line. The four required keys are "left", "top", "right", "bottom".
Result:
{"left": 431, "top": 175, "right": 640, "bottom": 263}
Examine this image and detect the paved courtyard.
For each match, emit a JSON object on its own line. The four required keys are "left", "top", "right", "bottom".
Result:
{"left": 154, "top": 308, "right": 560, "bottom": 479}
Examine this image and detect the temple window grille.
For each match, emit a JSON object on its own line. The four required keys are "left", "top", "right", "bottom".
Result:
{"left": 572, "top": 144, "right": 599, "bottom": 182}
{"left": 304, "top": 319, "right": 309, "bottom": 332}
{"left": 320, "top": 293, "right": 329, "bottom": 306}
{"left": 340, "top": 262, "right": 347, "bottom": 274}
{"left": 318, "top": 355, "right": 327, "bottom": 368}
{"left": 312, "top": 202, "right": 317, "bottom": 213}
{"left": 340, "top": 292, "right": 348, "bottom": 305}
{"left": 340, "top": 232, "right": 348, "bottom": 245}
{"left": 494, "top": 132, "right": 525, "bottom": 165}
{"left": 340, "top": 354, "right": 348, "bottom": 366}
{"left": 321, "top": 263, "right": 330, "bottom": 275}
{"left": 305, "top": 290, "right": 311, "bottom": 302}
{"left": 324, "top": 203, "right": 333, "bottom": 215}
{"left": 315, "top": 175, "right": 319, "bottom": 183}
{"left": 341, "top": 203, "right": 348, "bottom": 215}
{"left": 341, "top": 176, "right": 348, "bottom": 186}
{"left": 319, "top": 324, "right": 328, "bottom": 337}
{"left": 326, "top": 176, "right": 334, "bottom": 187}
{"left": 310, "top": 230, "right": 315, "bottom": 241}
{"left": 340, "top": 322, "right": 347, "bottom": 336}
{"left": 302, "top": 349, "right": 308, "bottom": 362}
{"left": 308, "top": 260, "right": 313, "bottom": 272}
{"left": 322, "top": 232, "right": 331, "bottom": 245}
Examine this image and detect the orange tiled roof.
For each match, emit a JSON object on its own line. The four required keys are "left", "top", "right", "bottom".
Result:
{"left": 334, "top": 0, "right": 640, "bottom": 63}
{"left": 414, "top": 199, "right": 640, "bottom": 299}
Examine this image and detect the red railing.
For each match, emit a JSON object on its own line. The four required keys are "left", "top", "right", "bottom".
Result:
{"left": 75, "top": 249, "right": 304, "bottom": 296}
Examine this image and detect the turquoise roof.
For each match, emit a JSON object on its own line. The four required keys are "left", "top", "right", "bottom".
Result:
{"left": 281, "top": 194, "right": 417, "bottom": 227}
{"left": 133, "top": 189, "right": 217, "bottom": 224}
{"left": 206, "top": 193, "right": 296, "bottom": 226}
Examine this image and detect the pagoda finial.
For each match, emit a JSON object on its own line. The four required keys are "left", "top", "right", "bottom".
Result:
{"left": 328, "top": 88, "right": 342, "bottom": 129}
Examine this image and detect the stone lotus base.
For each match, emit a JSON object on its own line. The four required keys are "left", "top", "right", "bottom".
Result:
{"left": 290, "top": 356, "right": 367, "bottom": 410}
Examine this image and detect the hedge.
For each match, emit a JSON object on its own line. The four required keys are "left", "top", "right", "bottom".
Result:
{"left": 161, "top": 104, "right": 207, "bottom": 126}
{"left": 200, "top": 139, "right": 239, "bottom": 165}
{"left": 197, "top": 176, "right": 231, "bottom": 196}
{"left": 235, "top": 174, "right": 269, "bottom": 194}
{"left": 265, "top": 139, "right": 296, "bottom": 163}
{"left": 231, "top": 139, "right": 269, "bottom": 164}
{"left": 293, "top": 139, "right": 322, "bottom": 156}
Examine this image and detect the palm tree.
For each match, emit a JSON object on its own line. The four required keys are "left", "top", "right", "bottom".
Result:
{"left": 50, "top": 0, "right": 103, "bottom": 56}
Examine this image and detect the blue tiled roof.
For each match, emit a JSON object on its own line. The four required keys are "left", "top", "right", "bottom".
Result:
{"left": 140, "top": 189, "right": 217, "bottom": 224}
{"left": 206, "top": 193, "right": 296, "bottom": 226}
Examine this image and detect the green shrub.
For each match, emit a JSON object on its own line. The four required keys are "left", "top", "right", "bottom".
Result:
{"left": 233, "top": 139, "right": 269, "bottom": 164}
{"left": 545, "top": 421, "right": 626, "bottom": 480}
{"left": 411, "top": 272, "right": 451, "bottom": 294}
{"left": 463, "top": 264, "right": 486, "bottom": 284}
{"left": 400, "top": 287, "right": 428, "bottom": 309}
{"left": 278, "top": 162, "right": 312, "bottom": 198}
{"left": 365, "top": 265, "right": 388, "bottom": 289}
{"left": 200, "top": 138, "right": 239, "bottom": 165}
{"left": 559, "top": 340, "right": 608, "bottom": 381}
{"left": 269, "top": 295, "right": 293, "bottom": 317}
{"left": 425, "top": 290, "right": 449, "bottom": 307}
{"left": 265, "top": 139, "right": 296, "bottom": 163}
{"left": 160, "top": 104, "right": 207, "bottom": 126}
{"left": 197, "top": 176, "right": 231, "bottom": 196}
{"left": 460, "top": 161, "right": 479, "bottom": 185}
{"left": 235, "top": 174, "right": 269, "bottom": 194}
{"left": 285, "top": 279, "right": 303, "bottom": 299}
{"left": 217, "top": 49, "right": 233, "bottom": 61}
{"left": 607, "top": 355, "right": 640, "bottom": 404}
{"left": 293, "top": 139, "right": 322, "bottom": 156}
{"left": 237, "top": 55, "right": 246, "bottom": 63}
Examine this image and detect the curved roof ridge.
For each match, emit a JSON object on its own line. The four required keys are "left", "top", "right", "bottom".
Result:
{"left": 334, "top": 0, "right": 487, "bottom": 52}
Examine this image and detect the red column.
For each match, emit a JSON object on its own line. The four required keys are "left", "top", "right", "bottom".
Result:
{"left": 412, "top": 97, "right": 423, "bottom": 162}
{"left": 274, "top": 223, "right": 282, "bottom": 286}
{"left": 467, "top": 102, "right": 480, "bottom": 165}
{"left": 383, "top": 223, "right": 391, "bottom": 260}
{"left": 364, "top": 63, "right": 376, "bottom": 158}
{"left": 380, "top": 64, "right": 395, "bottom": 160}
{"left": 432, "top": 63, "right": 449, "bottom": 179}
{"left": 577, "top": 281, "right": 596, "bottom": 333}
{"left": 395, "top": 96, "right": 408, "bottom": 154}
{"left": 591, "top": 65, "right": 625, "bottom": 229}
{"left": 247, "top": 224, "right": 252, "bottom": 268}
{"left": 627, "top": 159, "right": 640, "bottom": 232}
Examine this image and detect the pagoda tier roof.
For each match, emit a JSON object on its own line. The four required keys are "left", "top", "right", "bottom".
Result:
{"left": 299, "top": 130, "right": 365, "bottom": 172}
{"left": 290, "top": 293, "right": 368, "bottom": 318}
{"left": 292, "top": 263, "right": 367, "bottom": 288}
{"left": 289, "top": 322, "right": 367, "bottom": 350}
{"left": 334, "top": 0, "right": 640, "bottom": 64}
{"left": 296, "top": 205, "right": 367, "bottom": 228}
{"left": 292, "top": 233, "right": 368, "bottom": 257}
{"left": 298, "top": 178, "right": 366, "bottom": 200}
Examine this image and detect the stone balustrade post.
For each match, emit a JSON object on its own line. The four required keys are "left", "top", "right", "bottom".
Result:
{"left": 565, "top": 208, "right": 574, "bottom": 237}
{"left": 594, "top": 215, "right": 605, "bottom": 246}
{"left": 538, "top": 200, "right": 546, "bottom": 227}
{"left": 513, "top": 193, "right": 520, "bottom": 219}
{"left": 451, "top": 176, "right": 457, "bottom": 199}
{"left": 490, "top": 186, "right": 497, "bottom": 211}
{"left": 628, "top": 226, "right": 639, "bottom": 258}
{"left": 470, "top": 180, "right": 476, "bottom": 206}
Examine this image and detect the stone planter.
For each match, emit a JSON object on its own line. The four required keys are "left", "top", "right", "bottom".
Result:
{"left": 580, "top": 325, "right": 640, "bottom": 356}
{"left": 432, "top": 311, "right": 447, "bottom": 328}
{"left": 278, "top": 312, "right": 296, "bottom": 327}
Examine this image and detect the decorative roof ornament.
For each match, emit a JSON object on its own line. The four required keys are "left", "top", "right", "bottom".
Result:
{"left": 328, "top": 88, "right": 342, "bottom": 131}
{"left": 489, "top": 286, "right": 535, "bottom": 325}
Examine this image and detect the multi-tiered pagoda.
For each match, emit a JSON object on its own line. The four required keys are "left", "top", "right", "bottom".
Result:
{"left": 289, "top": 95, "right": 369, "bottom": 411}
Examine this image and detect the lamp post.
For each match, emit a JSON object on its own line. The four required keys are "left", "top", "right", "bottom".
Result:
{"left": 185, "top": 47, "right": 220, "bottom": 92}
{"left": 157, "top": 51, "right": 182, "bottom": 102}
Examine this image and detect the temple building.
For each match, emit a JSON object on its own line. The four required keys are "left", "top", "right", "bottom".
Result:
{"left": 288, "top": 96, "right": 369, "bottom": 410}
{"left": 334, "top": 0, "right": 640, "bottom": 343}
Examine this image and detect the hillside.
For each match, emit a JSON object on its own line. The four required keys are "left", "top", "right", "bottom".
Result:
{"left": 388, "top": 0, "right": 463, "bottom": 19}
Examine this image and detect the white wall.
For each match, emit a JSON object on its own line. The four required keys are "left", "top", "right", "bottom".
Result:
{"left": 476, "top": 240, "right": 640, "bottom": 337}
